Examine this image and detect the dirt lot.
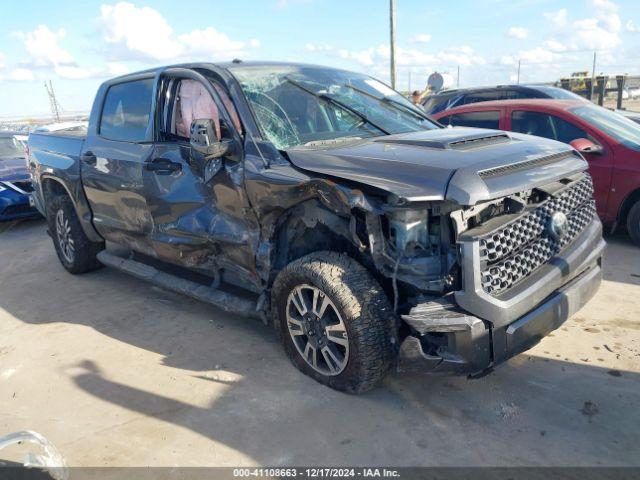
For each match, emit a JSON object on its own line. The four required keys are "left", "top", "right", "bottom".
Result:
{"left": 0, "top": 218, "right": 639, "bottom": 467}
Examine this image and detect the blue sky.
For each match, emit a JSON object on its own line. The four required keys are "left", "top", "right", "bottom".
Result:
{"left": 1, "top": 0, "right": 639, "bottom": 117}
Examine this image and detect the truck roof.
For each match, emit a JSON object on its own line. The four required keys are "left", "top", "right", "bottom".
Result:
{"left": 106, "top": 61, "right": 348, "bottom": 84}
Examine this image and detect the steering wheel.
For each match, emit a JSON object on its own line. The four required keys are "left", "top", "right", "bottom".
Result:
{"left": 252, "top": 91, "right": 298, "bottom": 133}
{"left": 251, "top": 102, "right": 301, "bottom": 148}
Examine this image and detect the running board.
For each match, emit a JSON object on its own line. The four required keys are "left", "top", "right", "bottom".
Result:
{"left": 96, "top": 251, "right": 260, "bottom": 319}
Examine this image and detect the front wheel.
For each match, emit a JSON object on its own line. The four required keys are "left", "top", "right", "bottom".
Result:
{"left": 272, "top": 251, "right": 396, "bottom": 393}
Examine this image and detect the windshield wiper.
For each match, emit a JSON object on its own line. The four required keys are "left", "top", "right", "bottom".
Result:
{"left": 284, "top": 77, "right": 390, "bottom": 135}
{"left": 343, "top": 83, "right": 432, "bottom": 123}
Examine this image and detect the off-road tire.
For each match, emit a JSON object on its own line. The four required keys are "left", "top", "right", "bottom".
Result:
{"left": 48, "top": 195, "right": 104, "bottom": 274}
{"left": 272, "top": 251, "right": 396, "bottom": 394}
{"left": 627, "top": 200, "right": 640, "bottom": 247}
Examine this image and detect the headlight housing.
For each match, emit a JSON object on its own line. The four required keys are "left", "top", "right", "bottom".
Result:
{"left": 386, "top": 208, "right": 437, "bottom": 256}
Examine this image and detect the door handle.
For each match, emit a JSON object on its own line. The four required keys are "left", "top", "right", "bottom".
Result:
{"left": 81, "top": 152, "right": 97, "bottom": 166}
{"left": 145, "top": 158, "right": 182, "bottom": 175}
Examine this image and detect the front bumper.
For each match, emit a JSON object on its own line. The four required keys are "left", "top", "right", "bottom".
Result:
{"left": 0, "top": 189, "right": 40, "bottom": 221}
{"left": 397, "top": 221, "right": 605, "bottom": 375}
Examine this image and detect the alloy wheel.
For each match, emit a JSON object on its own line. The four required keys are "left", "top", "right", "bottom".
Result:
{"left": 286, "top": 284, "right": 349, "bottom": 376}
{"left": 55, "top": 209, "right": 75, "bottom": 264}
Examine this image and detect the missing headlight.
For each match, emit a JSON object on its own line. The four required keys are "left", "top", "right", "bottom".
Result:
{"left": 388, "top": 209, "right": 430, "bottom": 254}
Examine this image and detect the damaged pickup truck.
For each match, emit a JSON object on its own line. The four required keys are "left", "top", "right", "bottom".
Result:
{"left": 28, "top": 62, "right": 605, "bottom": 393}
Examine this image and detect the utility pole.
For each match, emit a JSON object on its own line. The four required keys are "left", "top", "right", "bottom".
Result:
{"left": 44, "top": 80, "right": 61, "bottom": 123}
{"left": 517, "top": 59, "right": 521, "bottom": 84}
{"left": 408, "top": 70, "right": 411, "bottom": 92}
{"left": 590, "top": 51, "right": 597, "bottom": 101}
{"left": 389, "top": 0, "right": 396, "bottom": 89}
{"left": 457, "top": 66, "right": 460, "bottom": 88}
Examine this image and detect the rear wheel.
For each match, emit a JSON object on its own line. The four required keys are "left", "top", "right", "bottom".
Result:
{"left": 272, "top": 251, "right": 396, "bottom": 393}
{"left": 48, "top": 195, "right": 104, "bottom": 274}
{"left": 627, "top": 200, "right": 640, "bottom": 247}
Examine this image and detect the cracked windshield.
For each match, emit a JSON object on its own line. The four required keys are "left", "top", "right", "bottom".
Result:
{"left": 230, "top": 65, "right": 438, "bottom": 149}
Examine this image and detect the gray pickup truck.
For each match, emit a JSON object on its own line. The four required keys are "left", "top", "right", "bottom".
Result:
{"left": 28, "top": 62, "right": 605, "bottom": 393}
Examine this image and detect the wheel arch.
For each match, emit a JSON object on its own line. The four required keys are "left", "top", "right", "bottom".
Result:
{"left": 269, "top": 199, "right": 377, "bottom": 287}
{"left": 618, "top": 187, "right": 640, "bottom": 226}
{"left": 40, "top": 175, "right": 103, "bottom": 243}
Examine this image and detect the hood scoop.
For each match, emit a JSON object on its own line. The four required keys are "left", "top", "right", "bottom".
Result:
{"left": 448, "top": 133, "right": 511, "bottom": 150}
{"left": 375, "top": 132, "right": 511, "bottom": 151}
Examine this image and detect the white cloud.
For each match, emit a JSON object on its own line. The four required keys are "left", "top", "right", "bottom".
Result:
{"left": 100, "top": 2, "right": 183, "bottom": 60}
{"left": 544, "top": 8, "right": 568, "bottom": 27}
{"left": 410, "top": 34, "right": 432, "bottom": 44}
{"left": 8, "top": 68, "right": 35, "bottom": 81}
{"left": 543, "top": 39, "right": 568, "bottom": 52}
{"left": 54, "top": 65, "right": 104, "bottom": 80}
{"left": 305, "top": 43, "right": 334, "bottom": 52}
{"left": 336, "top": 43, "right": 484, "bottom": 79}
{"left": 627, "top": 20, "right": 639, "bottom": 32}
{"left": 99, "top": 2, "right": 260, "bottom": 62}
{"left": 437, "top": 45, "right": 486, "bottom": 67}
{"left": 500, "top": 47, "right": 557, "bottom": 66}
{"left": 178, "top": 27, "right": 249, "bottom": 60}
{"left": 107, "top": 62, "right": 129, "bottom": 76}
{"left": 15, "top": 25, "right": 75, "bottom": 67}
{"left": 517, "top": 0, "right": 623, "bottom": 71}
{"left": 507, "top": 27, "right": 528, "bottom": 39}
{"left": 0, "top": 52, "right": 5, "bottom": 70}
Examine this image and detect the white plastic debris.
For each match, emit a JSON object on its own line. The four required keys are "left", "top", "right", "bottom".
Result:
{"left": 0, "top": 430, "right": 68, "bottom": 480}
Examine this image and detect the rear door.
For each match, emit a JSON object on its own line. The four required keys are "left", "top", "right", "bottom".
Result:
{"left": 508, "top": 108, "right": 614, "bottom": 217}
{"left": 82, "top": 76, "right": 156, "bottom": 253}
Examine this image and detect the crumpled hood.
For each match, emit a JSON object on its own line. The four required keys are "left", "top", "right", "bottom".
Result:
{"left": 0, "top": 157, "right": 28, "bottom": 182}
{"left": 286, "top": 128, "right": 588, "bottom": 206}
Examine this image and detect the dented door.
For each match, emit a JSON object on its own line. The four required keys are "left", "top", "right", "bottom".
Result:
{"left": 143, "top": 140, "right": 257, "bottom": 275}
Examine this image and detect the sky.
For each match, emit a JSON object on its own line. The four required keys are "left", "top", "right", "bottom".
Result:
{"left": 0, "top": 0, "right": 639, "bottom": 117}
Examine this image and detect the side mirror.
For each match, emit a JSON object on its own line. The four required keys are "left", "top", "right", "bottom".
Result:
{"left": 189, "top": 119, "right": 230, "bottom": 158}
{"left": 570, "top": 138, "right": 604, "bottom": 155}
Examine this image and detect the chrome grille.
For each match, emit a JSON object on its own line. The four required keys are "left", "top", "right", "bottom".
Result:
{"left": 478, "top": 175, "right": 595, "bottom": 296}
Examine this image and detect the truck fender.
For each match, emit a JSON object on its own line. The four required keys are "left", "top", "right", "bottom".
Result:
{"left": 40, "top": 175, "right": 104, "bottom": 243}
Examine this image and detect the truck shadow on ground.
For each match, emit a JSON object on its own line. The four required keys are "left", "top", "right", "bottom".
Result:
{"left": 1, "top": 219, "right": 639, "bottom": 465}
{"left": 66, "top": 353, "right": 640, "bottom": 466}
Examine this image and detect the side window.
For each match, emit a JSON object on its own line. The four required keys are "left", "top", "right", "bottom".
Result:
{"left": 462, "top": 91, "right": 500, "bottom": 105}
{"left": 511, "top": 111, "right": 555, "bottom": 140}
{"left": 511, "top": 110, "right": 588, "bottom": 144}
{"left": 100, "top": 79, "right": 154, "bottom": 142}
{"left": 501, "top": 89, "right": 533, "bottom": 100}
{"left": 446, "top": 111, "right": 501, "bottom": 129}
{"left": 552, "top": 116, "right": 589, "bottom": 143}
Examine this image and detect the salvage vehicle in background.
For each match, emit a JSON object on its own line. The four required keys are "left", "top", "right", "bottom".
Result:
{"left": 422, "top": 84, "right": 585, "bottom": 115}
{"left": 433, "top": 99, "right": 640, "bottom": 246}
{"left": 28, "top": 62, "right": 604, "bottom": 393}
{"left": 0, "top": 131, "right": 40, "bottom": 221}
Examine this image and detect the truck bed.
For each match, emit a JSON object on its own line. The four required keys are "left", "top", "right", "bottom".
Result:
{"left": 28, "top": 131, "right": 85, "bottom": 173}
{"left": 28, "top": 131, "right": 87, "bottom": 217}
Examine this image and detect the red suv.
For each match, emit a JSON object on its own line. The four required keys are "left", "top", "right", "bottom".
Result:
{"left": 433, "top": 99, "right": 640, "bottom": 245}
